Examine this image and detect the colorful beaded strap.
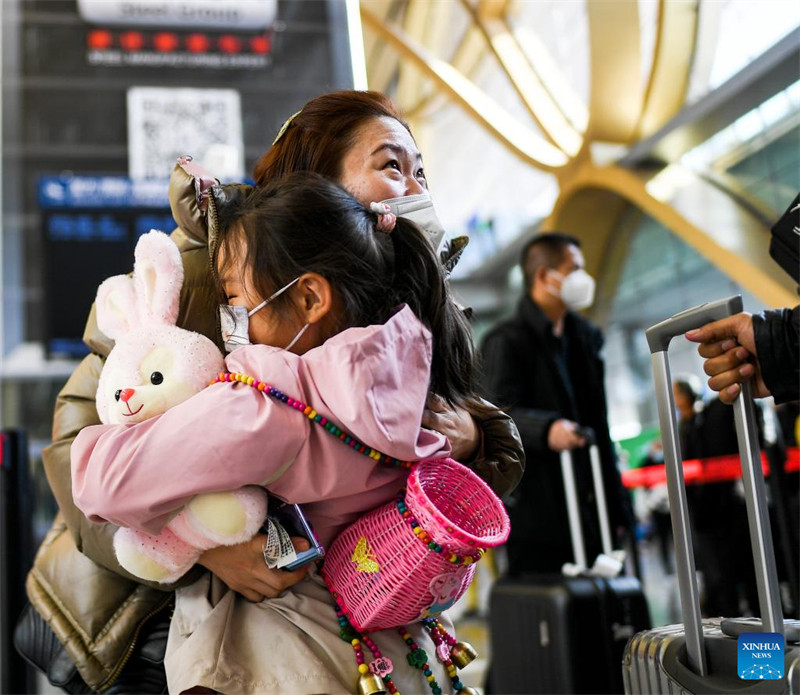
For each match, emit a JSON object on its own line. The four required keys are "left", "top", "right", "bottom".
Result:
{"left": 211, "top": 372, "right": 412, "bottom": 469}
{"left": 396, "top": 491, "right": 485, "bottom": 566}
{"left": 213, "top": 371, "right": 486, "bottom": 561}
{"left": 333, "top": 596, "right": 476, "bottom": 695}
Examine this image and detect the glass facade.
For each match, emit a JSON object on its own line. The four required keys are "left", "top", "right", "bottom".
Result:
{"left": 707, "top": 0, "right": 799, "bottom": 90}
{"left": 602, "top": 210, "right": 764, "bottom": 449}
{"left": 726, "top": 125, "right": 800, "bottom": 216}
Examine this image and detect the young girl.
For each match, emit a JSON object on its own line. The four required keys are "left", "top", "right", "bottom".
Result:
{"left": 72, "top": 173, "right": 483, "bottom": 695}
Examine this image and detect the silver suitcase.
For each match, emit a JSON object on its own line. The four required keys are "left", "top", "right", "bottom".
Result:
{"left": 622, "top": 296, "right": 800, "bottom": 694}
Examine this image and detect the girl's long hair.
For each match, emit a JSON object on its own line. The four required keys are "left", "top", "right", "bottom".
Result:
{"left": 216, "top": 173, "right": 476, "bottom": 406}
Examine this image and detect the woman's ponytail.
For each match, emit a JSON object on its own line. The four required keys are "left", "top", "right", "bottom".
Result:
{"left": 388, "top": 218, "right": 476, "bottom": 406}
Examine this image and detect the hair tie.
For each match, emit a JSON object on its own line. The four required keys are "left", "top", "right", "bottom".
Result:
{"left": 272, "top": 110, "right": 302, "bottom": 146}
{"left": 369, "top": 202, "right": 397, "bottom": 234}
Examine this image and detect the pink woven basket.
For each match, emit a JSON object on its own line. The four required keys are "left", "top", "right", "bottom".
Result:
{"left": 321, "top": 458, "right": 510, "bottom": 632}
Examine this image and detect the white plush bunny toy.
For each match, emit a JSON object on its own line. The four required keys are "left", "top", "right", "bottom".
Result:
{"left": 95, "top": 230, "right": 267, "bottom": 583}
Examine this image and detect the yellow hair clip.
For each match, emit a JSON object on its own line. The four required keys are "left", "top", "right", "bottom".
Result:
{"left": 272, "top": 110, "right": 302, "bottom": 146}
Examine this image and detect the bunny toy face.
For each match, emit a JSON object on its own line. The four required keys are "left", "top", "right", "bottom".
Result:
{"left": 95, "top": 230, "right": 225, "bottom": 425}
{"left": 99, "top": 327, "right": 223, "bottom": 424}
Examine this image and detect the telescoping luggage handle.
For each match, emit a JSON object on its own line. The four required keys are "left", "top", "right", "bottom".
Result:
{"left": 559, "top": 429, "right": 615, "bottom": 572}
{"left": 646, "top": 295, "right": 783, "bottom": 679}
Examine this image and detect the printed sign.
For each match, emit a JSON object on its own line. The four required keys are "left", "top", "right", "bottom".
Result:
{"left": 127, "top": 87, "right": 243, "bottom": 181}
{"left": 39, "top": 176, "right": 169, "bottom": 209}
{"left": 738, "top": 632, "right": 785, "bottom": 680}
{"left": 77, "top": 0, "right": 277, "bottom": 30}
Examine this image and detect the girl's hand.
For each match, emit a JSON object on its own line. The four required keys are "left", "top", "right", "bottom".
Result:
{"left": 198, "top": 534, "right": 310, "bottom": 603}
{"left": 422, "top": 394, "right": 480, "bottom": 461}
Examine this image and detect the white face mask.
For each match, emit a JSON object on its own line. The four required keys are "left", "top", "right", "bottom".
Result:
{"left": 549, "top": 268, "right": 596, "bottom": 311}
{"left": 376, "top": 192, "right": 447, "bottom": 253}
{"left": 220, "top": 276, "right": 308, "bottom": 353}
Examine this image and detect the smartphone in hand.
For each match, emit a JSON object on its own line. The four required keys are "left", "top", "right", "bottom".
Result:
{"left": 267, "top": 500, "right": 325, "bottom": 571}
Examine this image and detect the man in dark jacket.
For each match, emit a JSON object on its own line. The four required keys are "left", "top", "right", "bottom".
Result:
{"left": 687, "top": 194, "right": 798, "bottom": 406}
{"left": 480, "top": 232, "right": 632, "bottom": 574}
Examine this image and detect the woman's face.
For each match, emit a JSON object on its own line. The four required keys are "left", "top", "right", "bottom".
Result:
{"left": 338, "top": 116, "right": 428, "bottom": 206}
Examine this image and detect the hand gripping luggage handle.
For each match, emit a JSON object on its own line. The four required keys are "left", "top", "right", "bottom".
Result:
{"left": 646, "top": 294, "right": 783, "bottom": 679}
{"left": 559, "top": 433, "right": 613, "bottom": 572}
{"left": 645, "top": 295, "right": 744, "bottom": 353}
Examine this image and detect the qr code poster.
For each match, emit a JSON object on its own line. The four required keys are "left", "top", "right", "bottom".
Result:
{"left": 127, "top": 87, "right": 244, "bottom": 181}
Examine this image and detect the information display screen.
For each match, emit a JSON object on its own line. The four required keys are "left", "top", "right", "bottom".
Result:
{"left": 39, "top": 176, "right": 174, "bottom": 357}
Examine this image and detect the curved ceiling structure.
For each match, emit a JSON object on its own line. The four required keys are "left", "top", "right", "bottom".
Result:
{"left": 360, "top": 0, "right": 799, "bottom": 308}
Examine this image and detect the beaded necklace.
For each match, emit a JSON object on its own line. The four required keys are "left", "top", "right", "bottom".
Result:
{"left": 211, "top": 372, "right": 411, "bottom": 469}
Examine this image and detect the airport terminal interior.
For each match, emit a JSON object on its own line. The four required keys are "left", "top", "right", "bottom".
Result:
{"left": 1, "top": 0, "right": 799, "bottom": 693}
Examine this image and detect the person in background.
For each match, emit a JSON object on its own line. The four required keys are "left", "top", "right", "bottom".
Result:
{"left": 775, "top": 402, "right": 799, "bottom": 448}
{"left": 638, "top": 439, "right": 673, "bottom": 574}
{"left": 673, "top": 378, "right": 759, "bottom": 617}
{"left": 480, "top": 232, "right": 633, "bottom": 575}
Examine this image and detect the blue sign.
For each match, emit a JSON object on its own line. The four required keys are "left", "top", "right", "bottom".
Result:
{"left": 47, "top": 214, "right": 128, "bottom": 242}
{"left": 738, "top": 632, "right": 785, "bottom": 680}
{"left": 134, "top": 214, "right": 177, "bottom": 238}
{"left": 38, "top": 176, "right": 169, "bottom": 209}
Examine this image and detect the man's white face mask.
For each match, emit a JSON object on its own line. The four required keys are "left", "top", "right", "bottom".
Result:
{"left": 549, "top": 268, "right": 596, "bottom": 311}
{"left": 219, "top": 276, "right": 309, "bottom": 353}
{"left": 375, "top": 193, "right": 447, "bottom": 253}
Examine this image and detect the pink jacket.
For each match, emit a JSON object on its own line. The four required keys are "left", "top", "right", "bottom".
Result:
{"left": 72, "top": 306, "right": 450, "bottom": 548}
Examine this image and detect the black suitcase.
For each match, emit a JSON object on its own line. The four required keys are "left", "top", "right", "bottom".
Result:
{"left": 623, "top": 296, "right": 800, "bottom": 694}
{"left": 490, "top": 439, "right": 650, "bottom": 694}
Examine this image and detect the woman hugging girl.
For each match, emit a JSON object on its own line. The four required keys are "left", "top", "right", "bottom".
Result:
{"left": 72, "top": 173, "right": 491, "bottom": 695}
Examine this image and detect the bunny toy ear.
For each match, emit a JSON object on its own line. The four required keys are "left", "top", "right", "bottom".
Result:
{"left": 133, "top": 230, "right": 184, "bottom": 326}
{"left": 96, "top": 275, "right": 139, "bottom": 340}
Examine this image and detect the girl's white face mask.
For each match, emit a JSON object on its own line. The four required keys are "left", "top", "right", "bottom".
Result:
{"left": 220, "top": 276, "right": 308, "bottom": 353}
{"left": 549, "top": 268, "right": 596, "bottom": 311}
{"left": 376, "top": 193, "right": 447, "bottom": 253}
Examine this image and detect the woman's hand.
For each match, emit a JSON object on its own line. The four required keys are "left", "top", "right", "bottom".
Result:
{"left": 422, "top": 394, "right": 480, "bottom": 461}
{"left": 198, "top": 535, "right": 310, "bottom": 603}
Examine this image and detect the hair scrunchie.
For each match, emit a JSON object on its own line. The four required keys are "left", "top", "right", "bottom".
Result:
{"left": 369, "top": 202, "right": 397, "bottom": 234}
